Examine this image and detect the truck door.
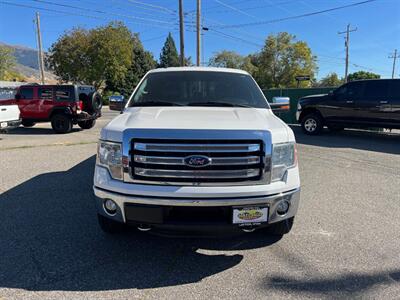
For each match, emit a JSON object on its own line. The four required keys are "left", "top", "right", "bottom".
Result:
{"left": 324, "top": 82, "right": 363, "bottom": 124}
{"left": 356, "top": 80, "right": 388, "bottom": 125}
{"left": 16, "top": 87, "right": 35, "bottom": 119}
{"left": 37, "top": 87, "right": 54, "bottom": 119}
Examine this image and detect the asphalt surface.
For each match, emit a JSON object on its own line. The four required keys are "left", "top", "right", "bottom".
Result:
{"left": 1, "top": 108, "right": 399, "bottom": 299}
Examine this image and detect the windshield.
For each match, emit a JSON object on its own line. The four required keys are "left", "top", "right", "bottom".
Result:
{"left": 129, "top": 71, "right": 269, "bottom": 109}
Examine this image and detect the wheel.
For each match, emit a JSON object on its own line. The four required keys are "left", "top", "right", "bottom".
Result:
{"left": 97, "top": 214, "right": 124, "bottom": 234}
{"left": 83, "top": 92, "right": 103, "bottom": 114}
{"left": 22, "top": 120, "right": 35, "bottom": 127}
{"left": 328, "top": 125, "right": 344, "bottom": 132}
{"left": 51, "top": 114, "right": 72, "bottom": 134}
{"left": 78, "top": 119, "right": 96, "bottom": 129}
{"left": 268, "top": 217, "right": 294, "bottom": 235}
{"left": 301, "top": 113, "right": 323, "bottom": 135}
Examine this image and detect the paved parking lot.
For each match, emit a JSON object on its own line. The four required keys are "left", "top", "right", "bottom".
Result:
{"left": 1, "top": 108, "right": 399, "bottom": 299}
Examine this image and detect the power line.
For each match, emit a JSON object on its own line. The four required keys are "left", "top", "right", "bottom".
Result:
{"left": 126, "top": 0, "right": 176, "bottom": 14}
{"left": 212, "top": 0, "right": 260, "bottom": 20}
{"left": 67, "top": 0, "right": 176, "bottom": 21}
{"left": 29, "top": 0, "right": 174, "bottom": 25}
{"left": 215, "top": 0, "right": 378, "bottom": 29}
{"left": 208, "top": 28, "right": 263, "bottom": 48}
{"left": 0, "top": 1, "right": 177, "bottom": 30}
{"left": 201, "top": 0, "right": 298, "bottom": 14}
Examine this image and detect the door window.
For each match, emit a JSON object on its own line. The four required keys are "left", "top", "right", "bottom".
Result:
{"left": 19, "top": 88, "right": 33, "bottom": 100}
{"left": 363, "top": 80, "right": 388, "bottom": 101}
{"left": 55, "top": 86, "right": 75, "bottom": 101}
{"left": 39, "top": 88, "right": 53, "bottom": 100}
{"left": 335, "top": 82, "right": 364, "bottom": 101}
{"left": 388, "top": 80, "right": 400, "bottom": 101}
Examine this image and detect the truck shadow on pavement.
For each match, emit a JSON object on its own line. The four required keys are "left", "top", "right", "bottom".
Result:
{"left": 292, "top": 126, "right": 400, "bottom": 155}
{"left": 0, "top": 156, "right": 280, "bottom": 292}
{"left": 261, "top": 269, "right": 400, "bottom": 297}
{"left": 4, "top": 127, "right": 81, "bottom": 135}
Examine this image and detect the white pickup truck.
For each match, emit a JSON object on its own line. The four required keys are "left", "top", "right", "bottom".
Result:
{"left": 0, "top": 104, "right": 21, "bottom": 132}
{"left": 94, "top": 67, "right": 300, "bottom": 236}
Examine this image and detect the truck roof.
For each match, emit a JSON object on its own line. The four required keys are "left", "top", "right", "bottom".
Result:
{"left": 148, "top": 66, "right": 250, "bottom": 75}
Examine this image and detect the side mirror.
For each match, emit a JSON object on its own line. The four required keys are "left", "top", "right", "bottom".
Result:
{"left": 269, "top": 97, "right": 290, "bottom": 112}
{"left": 15, "top": 94, "right": 21, "bottom": 100}
{"left": 109, "top": 95, "right": 125, "bottom": 112}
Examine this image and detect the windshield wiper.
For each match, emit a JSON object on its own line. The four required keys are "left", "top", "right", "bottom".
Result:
{"left": 131, "top": 101, "right": 183, "bottom": 107}
{"left": 188, "top": 101, "right": 252, "bottom": 108}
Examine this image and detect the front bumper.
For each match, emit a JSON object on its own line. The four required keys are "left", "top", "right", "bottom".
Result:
{"left": 0, "top": 119, "right": 21, "bottom": 130}
{"left": 93, "top": 186, "right": 300, "bottom": 228}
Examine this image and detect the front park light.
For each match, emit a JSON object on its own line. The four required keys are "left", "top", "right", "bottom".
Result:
{"left": 271, "top": 142, "right": 297, "bottom": 182}
{"left": 97, "top": 140, "right": 123, "bottom": 180}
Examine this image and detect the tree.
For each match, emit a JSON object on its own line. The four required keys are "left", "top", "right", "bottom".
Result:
{"left": 315, "top": 72, "right": 344, "bottom": 87}
{"left": 208, "top": 50, "right": 256, "bottom": 74}
{"left": 0, "top": 45, "right": 16, "bottom": 80}
{"left": 209, "top": 51, "right": 245, "bottom": 69}
{"left": 252, "top": 32, "right": 317, "bottom": 89}
{"left": 47, "top": 22, "right": 133, "bottom": 89}
{"left": 105, "top": 34, "right": 156, "bottom": 98}
{"left": 347, "top": 71, "right": 380, "bottom": 81}
{"left": 158, "top": 33, "right": 180, "bottom": 68}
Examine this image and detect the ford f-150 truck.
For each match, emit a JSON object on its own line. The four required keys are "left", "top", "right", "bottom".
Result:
{"left": 94, "top": 67, "right": 300, "bottom": 236}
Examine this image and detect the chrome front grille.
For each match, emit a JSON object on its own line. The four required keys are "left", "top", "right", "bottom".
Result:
{"left": 129, "top": 139, "right": 269, "bottom": 186}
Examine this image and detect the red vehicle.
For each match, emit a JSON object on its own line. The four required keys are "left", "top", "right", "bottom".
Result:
{"left": 4, "top": 84, "right": 102, "bottom": 133}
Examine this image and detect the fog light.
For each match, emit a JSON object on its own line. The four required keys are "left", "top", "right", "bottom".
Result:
{"left": 276, "top": 200, "right": 290, "bottom": 215}
{"left": 103, "top": 199, "right": 117, "bottom": 215}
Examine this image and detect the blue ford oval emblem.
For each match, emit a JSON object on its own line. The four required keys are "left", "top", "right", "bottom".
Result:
{"left": 184, "top": 155, "right": 211, "bottom": 168}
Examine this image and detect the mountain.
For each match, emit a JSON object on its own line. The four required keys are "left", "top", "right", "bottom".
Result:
{"left": 0, "top": 42, "right": 57, "bottom": 83}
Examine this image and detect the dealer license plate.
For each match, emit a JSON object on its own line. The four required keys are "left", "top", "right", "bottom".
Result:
{"left": 233, "top": 206, "right": 268, "bottom": 225}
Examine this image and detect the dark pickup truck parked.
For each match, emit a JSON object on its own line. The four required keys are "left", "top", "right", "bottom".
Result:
{"left": 296, "top": 79, "right": 400, "bottom": 135}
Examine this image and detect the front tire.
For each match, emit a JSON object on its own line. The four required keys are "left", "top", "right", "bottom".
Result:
{"left": 51, "top": 114, "right": 72, "bottom": 134}
{"left": 78, "top": 119, "right": 96, "bottom": 129}
{"left": 301, "top": 113, "right": 323, "bottom": 135}
{"left": 269, "top": 217, "right": 294, "bottom": 235}
{"left": 97, "top": 214, "right": 124, "bottom": 234}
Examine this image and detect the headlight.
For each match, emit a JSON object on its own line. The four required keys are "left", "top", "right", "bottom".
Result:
{"left": 97, "top": 140, "right": 123, "bottom": 180}
{"left": 271, "top": 142, "right": 297, "bottom": 182}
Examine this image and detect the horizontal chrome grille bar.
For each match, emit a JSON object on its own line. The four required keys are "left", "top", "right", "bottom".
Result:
{"left": 134, "top": 143, "right": 260, "bottom": 153}
{"left": 134, "top": 168, "right": 260, "bottom": 179}
{"left": 134, "top": 155, "right": 260, "bottom": 166}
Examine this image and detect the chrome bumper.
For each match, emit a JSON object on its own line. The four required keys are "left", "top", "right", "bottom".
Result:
{"left": 93, "top": 186, "right": 300, "bottom": 224}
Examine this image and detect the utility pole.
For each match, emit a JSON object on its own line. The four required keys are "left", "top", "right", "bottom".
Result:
{"left": 389, "top": 49, "right": 399, "bottom": 79}
{"left": 196, "top": 0, "right": 201, "bottom": 66}
{"left": 35, "top": 12, "right": 45, "bottom": 85}
{"left": 178, "top": 0, "right": 185, "bottom": 66}
{"left": 338, "top": 24, "right": 357, "bottom": 82}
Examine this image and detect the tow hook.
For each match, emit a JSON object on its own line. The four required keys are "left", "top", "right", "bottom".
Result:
{"left": 137, "top": 224, "right": 152, "bottom": 232}
{"left": 241, "top": 227, "right": 256, "bottom": 233}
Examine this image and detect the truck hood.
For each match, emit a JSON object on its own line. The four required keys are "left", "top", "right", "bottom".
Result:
{"left": 101, "top": 107, "right": 293, "bottom": 144}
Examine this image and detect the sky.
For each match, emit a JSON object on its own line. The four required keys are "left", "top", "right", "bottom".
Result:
{"left": 0, "top": 0, "right": 399, "bottom": 79}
